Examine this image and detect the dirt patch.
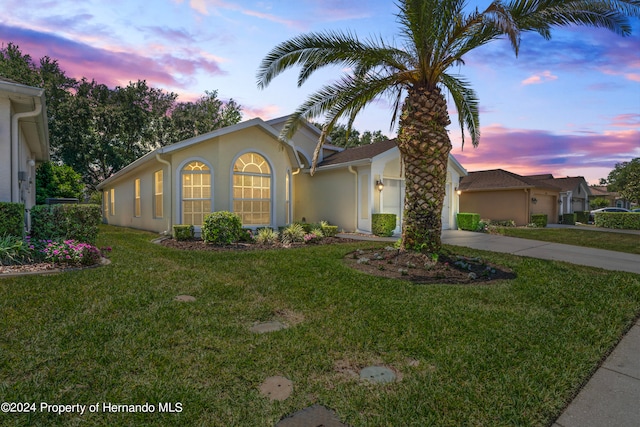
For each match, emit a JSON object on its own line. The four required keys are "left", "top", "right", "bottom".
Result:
{"left": 344, "top": 247, "right": 516, "bottom": 285}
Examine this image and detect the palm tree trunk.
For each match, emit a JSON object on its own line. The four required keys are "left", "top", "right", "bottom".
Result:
{"left": 397, "top": 85, "right": 452, "bottom": 253}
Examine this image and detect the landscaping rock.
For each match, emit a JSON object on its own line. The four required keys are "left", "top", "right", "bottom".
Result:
{"left": 250, "top": 320, "right": 287, "bottom": 333}
{"left": 360, "top": 366, "right": 397, "bottom": 383}
{"left": 276, "top": 404, "right": 348, "bottom": 426}
{"left": 259, "top": 376, "right": 293, "bottom": 401}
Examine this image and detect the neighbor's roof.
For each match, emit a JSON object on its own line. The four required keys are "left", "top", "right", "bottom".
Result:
{"left": 528, "top": 175, "right": 592, "bottom": 194}
{"left": 459, "top": 169, "right": 561, "bottom": 192}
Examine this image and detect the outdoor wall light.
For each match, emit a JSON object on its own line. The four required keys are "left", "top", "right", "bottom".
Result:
{"left": 455, "top": 187, "right": 461, "bottom": 195}
{"left": 531, "top": 197, "right": 538, "bottom": 204}
{"left": 376, "top": 180, "right": 384, "bottom": 191}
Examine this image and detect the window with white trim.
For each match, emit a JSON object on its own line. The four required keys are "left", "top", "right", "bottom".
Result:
{"left": 182, "top": 161, "right": 211, "bottom": 226}
{"left": 233, "top": 153, "right": 271, "bottom": 226}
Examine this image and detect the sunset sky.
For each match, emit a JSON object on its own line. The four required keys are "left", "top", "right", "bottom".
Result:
{"left": 1, "top": 0, "right": 638, "bottom": 184}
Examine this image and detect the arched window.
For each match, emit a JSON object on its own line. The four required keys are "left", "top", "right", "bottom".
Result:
{"left": 233, "top": 152, "right": 271, "bottom": 226}
{"left": 182, "top": 161, "right": 211, "bottom": 226}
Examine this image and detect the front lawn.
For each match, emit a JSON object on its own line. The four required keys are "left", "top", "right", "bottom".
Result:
{"left": 491, "top": 227, "right": 640, "bottom": 255}
{"left": 1, "top": 225, "right": 639, "bottom": 426}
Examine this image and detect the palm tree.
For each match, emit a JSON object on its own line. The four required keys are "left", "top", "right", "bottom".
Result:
{"left": 257, "top": 0, "right": 639, "bottom": 253}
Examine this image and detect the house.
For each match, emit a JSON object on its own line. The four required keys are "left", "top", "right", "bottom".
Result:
{"left": 590, "top": 185, "right": 632, "bottom": 209}
{"left": 527, "top": 174, "right": 592, "bottom": 214}
{"left": 0, "top": 77, "right": 50, "bottom": 227}
{"left": 458, "top": 169, "right": 560, "bottom": 225}
{"left": 96, "top": 116, "right": 467, "bottom": 235}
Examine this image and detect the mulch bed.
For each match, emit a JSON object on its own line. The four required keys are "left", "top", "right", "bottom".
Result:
{"left": 159, "top": 236, "right": 356, "bottom": 251}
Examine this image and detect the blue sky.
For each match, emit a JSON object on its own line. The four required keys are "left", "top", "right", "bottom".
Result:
{"left": 1, "top": 0, "right": 638, "bottom": 184}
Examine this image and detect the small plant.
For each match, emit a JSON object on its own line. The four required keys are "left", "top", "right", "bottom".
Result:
{"left": 255, "top": 227, "right": 279, "bottom": 245}
{"left": 42, "top": 240, "right": 103, "bottom": 266}
{"left": 202, "top": 211, "right": 243, "bottom": 245}
{"left": 281, "top": 223, "right": 306, "bottom": 245}
{"left": 173, "top": 225, "right": 195, "bottom": 241}
{"left": 0, "top": 235, "right": 32, "bottom": 265}
{"left": 398, "top": 268, "right": 409, "bottom": 276}
{"left": 303, "top": 232, "right": 322, "bottom": 243}
{"left": 357, "top": 257, "right": 370, "bottom": 265}
{"left": 320, "top": 220, "right": 339, "bottom": 237}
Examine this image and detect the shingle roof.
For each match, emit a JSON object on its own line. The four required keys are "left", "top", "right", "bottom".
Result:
{"left": 459, "top": 169, "right": 561, "bottom": 191}
{"left": 318, "top": 139, "right": 397, "bottom": 167}
{"left": 527, "top": 175, "right": 592, "bottom": 195}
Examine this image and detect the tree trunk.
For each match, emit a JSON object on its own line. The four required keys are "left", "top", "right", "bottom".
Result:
{"left": 397, "top": 85, "right": 452, "bottom": 253}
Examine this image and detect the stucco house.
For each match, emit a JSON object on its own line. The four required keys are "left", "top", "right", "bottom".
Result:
{"left": 590, "top": 185, "right": 632, "bottom": 209}
{"left": 459, "top": 169, "right": 560, "bottom": 225}
{"left": 527, "top": 174, "right": 592, "bottom": 214}
{"left": 96, "top": 116, "right": 467, "bottom": 235}
{"left": 0, "top": 77, "right": 50, "bottom": 227}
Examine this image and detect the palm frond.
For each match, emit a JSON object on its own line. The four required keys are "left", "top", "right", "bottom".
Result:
{"left": 440, "top": 73, "right": 480, "bottom": 150}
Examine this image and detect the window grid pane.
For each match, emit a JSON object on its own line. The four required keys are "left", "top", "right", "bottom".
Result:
{"left": 232, "top": 153, "right": 271, "bottom": 226}
{"left": 181, "top": 161, "right": 211, "bottom": 226}
{"left": 154, "top": 170, "right": 163, "bottom": 218}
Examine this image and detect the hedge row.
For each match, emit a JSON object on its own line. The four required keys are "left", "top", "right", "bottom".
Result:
{"left": 30, "top": 204, "right": 102, "bottom": 244}
{"left": 457, "top": 213, "right": 480, "bottom": 231}
{"left": 594, "top": 212, "right": 640, "bottom": 230}
{"left": 0, "top": 202, "right": 25, "bottom": 237}
{"left": 372, "top": 213, "right": 397, "bottom": 237}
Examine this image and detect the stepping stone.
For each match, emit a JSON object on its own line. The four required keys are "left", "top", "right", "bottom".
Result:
{"left": 259, "top": 376, "right": 293, "bottom": 401}
{"left": 250, "top": 320, "right": 287, "bottom": 333}
{"left": 276, "top": 404, "right": 348, "bottom": 427}
{"left": 174, "top": 295, "right": 196, "bottom": 302}
{"left": 360, "top": 366, "right": 396, "bottom": 384}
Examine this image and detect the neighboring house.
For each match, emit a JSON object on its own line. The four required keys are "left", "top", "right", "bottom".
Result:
{"left": 0, "top": 77, "right": 50, "bottom": 228}
{"left": 527, "top": 174, "right": 592, "bottom": 214}
{"left": 458, "top": 169, "right": 560, "bottom": 225}
{"left": 96, "top": 116, "right": 467, "bottom": 235}
{"left": 590, "top": 185, "right": 632, "bottom": 209}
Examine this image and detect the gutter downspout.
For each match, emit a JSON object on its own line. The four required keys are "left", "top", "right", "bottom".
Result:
{"left": 11, "top": 101, "right": 42, "bottom": 202}
{"left": 348, "top": 165, "right": 358, "bottom": 232}
{"left": 155, "top": 154, "right": 172, "bottom": 235}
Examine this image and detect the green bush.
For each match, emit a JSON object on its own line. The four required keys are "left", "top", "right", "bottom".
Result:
{"left": 575, "top": 211, "right": 590, "bottom": 224}
{"left": 530, "top": 214, "right": 548, "bottom": 227}
{"left": 595, "top": 212, "right": 640, "bottom": 230}
{"left": 562, "top": 213, "right": 577, "bottom": 225}
{"left": 0, "top": 235, "right": 32, "bottom": 265}
{"left": 30, "top": 204, "right": 101, "bottom": 244}
{"left": 319, "top": 220, "right": 338, "bottom": 237}
{"left": 281, "top": 223, "right": 306, "bottom": 244}
{"left": 202, "top": 211, "right": 243, "bottom": 245}
{"left": 255, "top": 227, "right": 279, "bottom": 245}
{"left": 372, "top": 213, "right": 396, "bottom": 237}
{"left": 0, "top": 202, "right": 25, "bottom": 237}
{"left": 457, "top": 213, "right": 480, "bottom": 231}
{"left": 173, "top": 225, "right": 194, "bottom": 241}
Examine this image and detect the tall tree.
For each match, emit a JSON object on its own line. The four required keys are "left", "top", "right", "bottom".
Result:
{"left": 604, "top": 158, "right": 640, "bottom": 204}
{"left": 35, "top": 162, "right": 84, "bottom": 204}
{"left": 257, "top": 0, "right": 640, "bottom": 253}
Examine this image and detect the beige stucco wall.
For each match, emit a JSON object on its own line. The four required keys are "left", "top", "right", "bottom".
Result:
{"left": 294, "top": 168, "right": 357, "bottom": 232}
{"left": 101, "top": 125, "right": 298, "bottom": 233}
{"left": 0, "top": 97, "right": 12, "bottom": 202}
{"left": 460, "top": 189, "right": 530, "bottom": 225}
{"left": 531, "top": 190, "right": 559, "bottom": 223}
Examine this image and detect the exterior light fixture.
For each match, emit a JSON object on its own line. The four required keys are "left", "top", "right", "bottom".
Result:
{"left": 531, "top": 197, "right": 538, "bottom": 204}
{"left": 376, "top": 180, "right": 384, "bottom": 191}
{"left": 455, "top": 187, "right": 461, "bottom": 195}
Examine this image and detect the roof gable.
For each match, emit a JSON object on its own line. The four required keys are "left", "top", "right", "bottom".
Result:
{"left": 460, "top": 169, "right": 561, "bottom": 191}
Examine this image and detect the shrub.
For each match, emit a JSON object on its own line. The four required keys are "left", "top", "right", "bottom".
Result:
{"left": 530, "top": 214, "right": 548, "bottom": 228}
{"left": 595, "top": 212, "right": 640, "bottom": 230}
{"left": 575, "top": 211, "right": 590, "bottom": 224}
{"left": 202, "top": 211, "right": 243, "bottom": 245}
{"left": 372, "top": 213, "right": 396, "bottom": 237}
{"left": 30, "top": 204, "right": 101, "bottom": 244}
{"left": 0, "top": 235, "right": 32, "bottom": 265}
{"left": 255, "top": 227, "right": 279, "bottom": 245}
{"left": 489, "top": 219, "right": 516, "bottom": 227}
{"left": 42, "top": 240, "right": 103, "bottom": 266}
{"left": 457, "top": 213, "right": 480, "bottom": 231}
{"left": 320, "top": 221, "right": 339, "bottom": 237}
{"left": 0, "top": 202, "right": 25, "bottom": 238}
{"left": 173, "top": 225, "right": 194, "bottom": 241}
{"left": 562, "top": 213, "right": 577, "bottom": 225}
{"left": 281, "top": 223, "right": 306, "bottom": 245}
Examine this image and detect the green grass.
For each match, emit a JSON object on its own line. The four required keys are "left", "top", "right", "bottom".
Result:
{"left": 491, "top": 227, "right": 640, "bottom": 255}
{"left": 1, "top": 225, "right": 639, "bottom": 426}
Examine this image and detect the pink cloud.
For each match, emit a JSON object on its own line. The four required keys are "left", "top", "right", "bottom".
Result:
{"left": 242, "top": 104, "right": 282, "bottom": 120}
{"left": 521, "top": 70, "right": 558, "bottom": 85}
{"left": 187, "top": 0, "right": 304, "bottom": 29}
{"left": 451, "top": 124, "right": 640, "bottom": 184}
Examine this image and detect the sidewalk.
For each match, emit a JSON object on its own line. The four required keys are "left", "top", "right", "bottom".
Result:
{"left": 339, "top": 229, "right": 640, "bottom": 426}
